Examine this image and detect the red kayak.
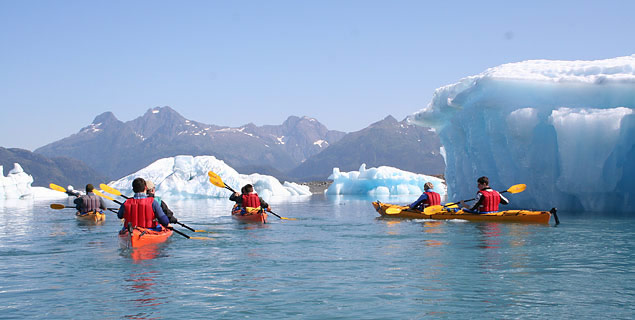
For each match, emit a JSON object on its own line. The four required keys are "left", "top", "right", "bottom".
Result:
{"left": 232, "top": 204, "right": 267, "bottom": 223}
{"left": 118, "top": 226, "right": 173, "bottom": 248}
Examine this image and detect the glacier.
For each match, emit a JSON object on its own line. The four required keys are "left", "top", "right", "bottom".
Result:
{"left": 409, "top": 55, "right": 635, "bottom": 213}
{"left": 0, "top": 163, "right": 33, "bottom": 199}
{"left": 326, "top": 163, "right": 446, "bottom": 197}
{"left": 108, "top": 155, "right": 311, "bottom": 199}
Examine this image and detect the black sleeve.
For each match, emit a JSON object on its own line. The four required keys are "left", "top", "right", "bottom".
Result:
{"left": 161, "top": 200, "right": 177, "bottom": 223}
{"left": 73, "top": 197, "right": 82, "bottom": 210}
{"left": 230, "top": 194, "right": 242, "bottom": 204}
{"left": 259, "top": 197, "right": 269, "bottom": 209}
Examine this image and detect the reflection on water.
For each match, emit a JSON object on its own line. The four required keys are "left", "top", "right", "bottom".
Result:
{"left": 476, "top": 223, "right": 502, "bottom": 249}
{"left": 123, "top": 270, "right": 164, "bottom": 319}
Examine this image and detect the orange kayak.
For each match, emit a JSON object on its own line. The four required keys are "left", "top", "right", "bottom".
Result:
{"left": 232, "top": 204, "right": 267, "bottom": 223}
{"left": 372, "top": 201, "right": 554, "bottom": 224}
{"left": 75, "top": 210, "right": 105, "bottom": 223}
{"left": 118, "top": 226, "right": 173, "bottom": 248}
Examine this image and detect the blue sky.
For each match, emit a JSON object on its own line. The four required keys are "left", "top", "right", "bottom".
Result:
{"left": 1, "top": 0, "right": 634, "bottom": 150}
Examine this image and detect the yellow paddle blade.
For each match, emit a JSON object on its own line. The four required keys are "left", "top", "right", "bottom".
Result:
{"left": 50, "top": 203, "right": 66, "bottom": 210}
{"left": 423, "top": 205, "right": 444, "bottom": 215}
{"left": 190, "top": 236, "right": 215, "bottom": 241}
{"left": 207, "top": 171, "right": 226, "bottom": 188}
{"left": 49, "top": 183, "right": 67, "bottom": 193}
{"left": 280, "top": 217, "right": 298, "bottom": 220}
{"left": 100, "top": 183, "right": 122, "bottom": 196}
{"left": 506, "top": 184, "right": 527, "bottom": 194}
{"left": 385, "top": 206, "right": 404, "bottom": 214}
{"left": 93, "top": 189, "right": 114, "bottom": 201}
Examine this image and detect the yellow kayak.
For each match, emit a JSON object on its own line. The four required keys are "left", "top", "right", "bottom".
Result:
{"left": 75, "top": 210, "right": 106, "bottom": 223}
{"left": 372, "top": 201, "right": 554, "bottom": 224}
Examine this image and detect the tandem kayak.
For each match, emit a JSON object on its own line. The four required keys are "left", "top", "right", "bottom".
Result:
{"left": 372, "top": 201, "right": 555, "bottom": 224}
{"left": 232, "top": 204, "right": 267, "bottom": 223}
{"left": 118, "top": 226, "right": 173, "bottom": 248}
{"left": 75, "top": 210, "right": 105, "bottom": 223}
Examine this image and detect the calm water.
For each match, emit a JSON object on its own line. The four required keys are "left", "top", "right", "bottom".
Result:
{"left": 0, "top": 195, "right": 633, "bottom": 319}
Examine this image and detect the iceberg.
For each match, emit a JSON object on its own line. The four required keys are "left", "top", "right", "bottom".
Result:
{"left": 409, "top": 55, "right": 635, "bottom": 213}
{"left": 108, "top": 155, "right": 311, "bottom": 199}
{"left": 0, "top": 163, "right": 34, "bottom": 200}
{"left": 326, "top": 163, "right": 446, "bottom": 197}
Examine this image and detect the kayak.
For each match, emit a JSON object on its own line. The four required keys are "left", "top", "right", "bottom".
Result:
{"left": 118, "top": 226, "right": 173, "bottom": 248}
{"left": 372, "top": 201, "right": 554, "bottom": 224}
{"left": 75, "top": 210, "right": 105, "bottom": 223}
{"left": 232, "top": 204, "right": 267, "bottom": 223}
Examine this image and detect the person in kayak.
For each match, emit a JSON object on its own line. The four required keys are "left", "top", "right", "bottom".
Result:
{"left": 145, "top": 180, "right": 178, "bottom": 224}
{"left": 461, "top": 176, "right": 509, "bottom": 213}
{"left": 117, "top": 178, "right": 170, "bottom": 231}
{"left": 73, "top": 184, "right": 106, "bottom": 215}
{"left": 229, "top": 184, "right": 269, "bottom": 212}
{"left": 409, "top": 182, "right": 441, "bottom": 211}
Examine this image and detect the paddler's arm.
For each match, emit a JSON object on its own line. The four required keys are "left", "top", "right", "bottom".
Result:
{"left": 152, "top": 200, "right": 170, "bottom": 227}
{"left": 73, "top": 196, "right": 82, "bottom": 211}
{"left": 117, "top": 204, "right": 125, "bottom": 219}
{"left": 409, "top": 193, "right": 427, "bottom": 210}
{"left": 469, "top": 193, "right": 483, "bottom": 211}
{"left": 499, "top": 193, "right": 509, "bottom": 205}
{"left": 99, "top": 197, "right": 107, "bottom": 210}
{"left": 259, "top": 197, "right": 269, "bottom": 209}
{"left": 161, "top": 200, "right": 177, "bottom": 223}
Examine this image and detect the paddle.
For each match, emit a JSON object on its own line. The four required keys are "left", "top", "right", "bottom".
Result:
{"left": 385, "top": 204, "right": 444, "bottom": 215}
{"left": 49, "top": 183, "right": 79, "bottom": 197}
{"left": 49, "top": 203, "right": 118, "bottom": 213}
{"left": 99, "top": 183, "right": 210, "bottom": 233}
{"left": 443, "top": 183, "right": 527, "bottom": 207}
{"left": 165, "top": 226, "right": 214, "bottom": 240}
{"left": 207, "top": 171, "right": 297, "bottom": 221}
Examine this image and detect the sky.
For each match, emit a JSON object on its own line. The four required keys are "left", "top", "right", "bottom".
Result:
{"left": 1, "top": 0, "right": 634, "bottom": 151}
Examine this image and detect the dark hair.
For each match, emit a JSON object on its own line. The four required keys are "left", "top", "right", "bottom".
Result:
{"left": 243, "top": 184, "right": 254, "bottom": 193}
{"left": 477, "top": 176, "right": 489, "bottom": 186}
{"left": 85, "top": 184, "right": 94, "bottom": 192}
{"left": 132, "top": 177, "right": 146, "bottom": 193}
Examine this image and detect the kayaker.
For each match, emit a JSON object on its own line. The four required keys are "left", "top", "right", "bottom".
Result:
{"left": 461, "top": 176, "right": 509, "bottom": 213}
{"left": 117, "top": 178, "right": 170, "bottom": 231}
{"left": 145, "top": 180, "right": 179, "bottom": 224}
{"left": 229, "top": 184, "right": 269, "bottom": 210}
{"left": 73, "top": 184, "right": 106, "bottom": 215}
{"left": 409, "top": 182, "right": 441, "bottom": 211}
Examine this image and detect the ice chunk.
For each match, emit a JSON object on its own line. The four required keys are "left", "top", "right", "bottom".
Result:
{"left": 410, "top": 55, "right": 635, "bottom": 212}
{"left": 326, "top": 163, "right": 446, "bottom": 196}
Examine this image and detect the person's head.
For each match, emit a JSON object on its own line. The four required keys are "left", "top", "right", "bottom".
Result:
{"left": 132, "top": 177, "right": 146, "bottom": 193}
{"left": 243, "top": 184, "right": 254, "bottom": 194}
{"left": 477, "top": 176, "right": 489, "bottom": 189}
{"left": 145, "top": 180, "right": 155, "bottom": 195}
{"left": 85, "top": 184, "right": 94, "bottom": 193}
{"left": 424, "top": 182, "right": 434, "bottom": 191}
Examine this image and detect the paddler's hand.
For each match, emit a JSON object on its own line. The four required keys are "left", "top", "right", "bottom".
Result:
{"left": 459, "top": 200, "right": 467, "bottom": 208}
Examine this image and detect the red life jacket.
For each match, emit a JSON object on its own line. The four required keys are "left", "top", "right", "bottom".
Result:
{"left": 478, "top": 189, "right": 501, "bottom": 212}
{"left": 423, "top": 191, "right": 441, "bottom": 207}
{"left": 242, "top": 193, "right": 261, "bottom": 208}
{"left": 123, "top": 197, "right": 157, "bottom": 228}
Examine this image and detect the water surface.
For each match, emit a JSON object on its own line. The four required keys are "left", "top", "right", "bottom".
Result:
{"left": 0, "top": 195, "right": 633, "bottom": 319}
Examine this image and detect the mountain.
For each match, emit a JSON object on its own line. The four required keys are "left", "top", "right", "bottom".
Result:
{"left": 0, "top": 147, "right": 108, "bottom": 188}
{"left": 286, "top": 116, "right": 445, "bottom": 181}
{"left": 35, "top": 107, "right": 345, "bottom": 180}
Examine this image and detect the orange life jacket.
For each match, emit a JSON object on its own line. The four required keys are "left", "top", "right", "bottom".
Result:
{"left": 478, "top": 189, "right": 501, "bottom": 212}
{"left": 423, "top": 191, "right": 441, "bottom": 207}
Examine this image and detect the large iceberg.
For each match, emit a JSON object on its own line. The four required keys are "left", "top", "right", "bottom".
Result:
{"left": 326, "top": 163, "right": 446, "bottom": 197}
{"left": 410, "top": 55, "right": 635, "bottom": 213}
{"left": 0, "top": 163, "right": 33, "bottom": 199}
{"left": 109, "top": 155, "right": 311, "bottom": 199}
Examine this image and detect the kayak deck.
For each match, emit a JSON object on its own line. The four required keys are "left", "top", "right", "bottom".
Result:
{"left": 372, "top": 201, "right": 553, "bottom": 224}
{"left": 118, "top": 226, "right": 173, "bottom": 248}
{"left": 232, "top": 205, "right": 267, "bottom": 223}
{"left": 75, "top": 211, "right": 105, "bottom": 223}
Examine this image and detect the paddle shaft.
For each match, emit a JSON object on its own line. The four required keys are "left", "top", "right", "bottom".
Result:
{"left": 167, "top": 226, "right": 190, "bottom": 239}
{"left": 445, "top": 189, "right": 513, "bottom": 207}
